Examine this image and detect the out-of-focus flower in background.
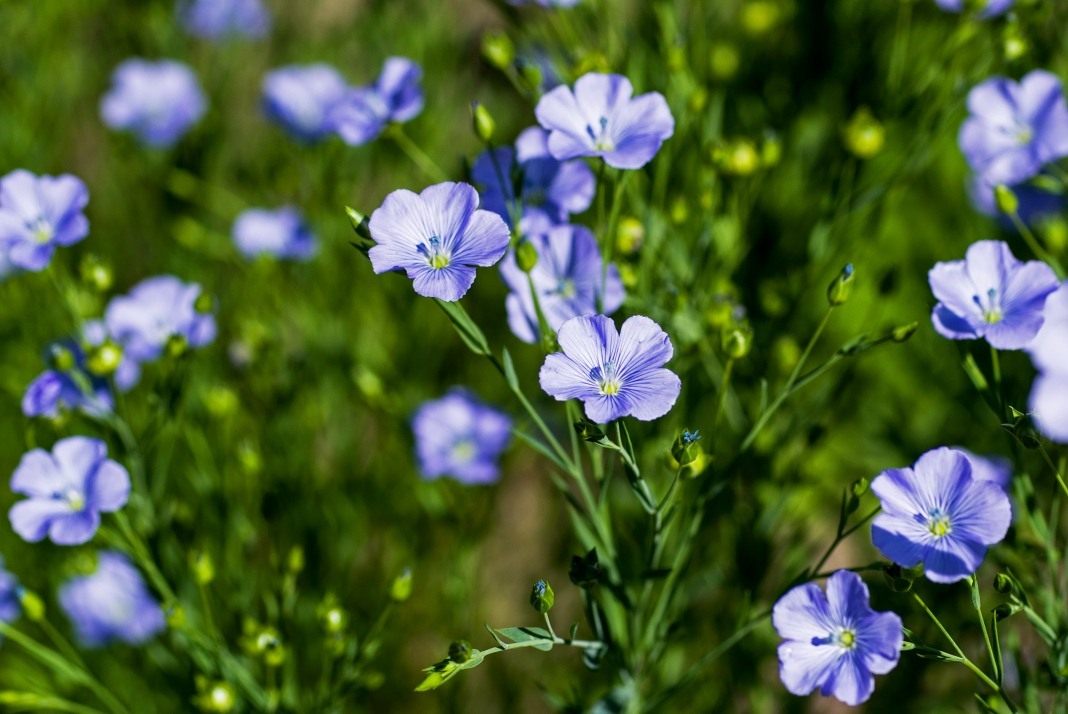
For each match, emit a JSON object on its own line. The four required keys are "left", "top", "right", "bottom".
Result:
{"left": 331, "top": 57, "right": 424, "bottom": 146}
{"left": 232, "top": 206, "right": 317, "bottom": 260}
{"left": 59, "top": 551, "right": 166, "bottom": 647}
{"left": 179, "top": 0, "right": 271, "bottom": 40}
{"left": 934, "top": 0, "right": 1013, "bottom": 19}
{"left": 1029, "top": 283, "right": 1068, "bottom": 443}
{"left": 262, "top": 64, "right": 348, "bottom": 143}
{"left": 412, "top": 389, "right": 512, "bottom": 484}
{"left": 100, "top": 59, "right": 207, "bottom": 147}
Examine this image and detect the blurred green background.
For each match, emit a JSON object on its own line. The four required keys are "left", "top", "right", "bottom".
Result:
{"left": 0, "top": 0, "right": 1066, "bottom": 711}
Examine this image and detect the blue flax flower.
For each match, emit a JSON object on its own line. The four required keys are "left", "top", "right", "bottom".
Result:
{"left": 332, "top": 57, "right": 424, "bottom": 146}
{"left": 59, "top": 552, "right": 165, "bottom": 647}
{"left": 928, "top": 240, "right": 1058, "bottom": 350}
{"left": 935, "top": 0, "right": 1012, "bottom": 18}
{"left": 535, "top": 73, "right": 674, "bottom": 169}
{"left": 101, "top": 59, "right": 206, "bottom": 148}
{"left": 180, "top": 0, "right": 270, "bottom": 39}
{"left": 232, "top": 206, "right": 316, "bottom": 260}
{"left": 1029, "top": 283, "right": 1068, "bottom": 443}
{"left": 871, "top": 447, "right": 1012, "bottom": 583}
{"left": 9, "top": 437, "right": 130, "bottom": 546}
{"left": 0, "top": 559, "right": 20, "bottom": 625}
{"left": 263, "top": 64, "right": 348, "bottom": 142}
{"left": 23, "top": 343, "right": 113, "bottom": 419}
{"left": 105, "top": 275, "right": 216, "bottom": 373}
{"left": 412, "top": 390, "right": 512, "bottom": 484}
{"left": 499, "top": 224, "right": 624, "bottom": 344}
{"left": 0, "top": 170, "right": 89, "bottom": 272}
{"left": 368, "top": 182, "right": 511, "bottom": 301}
{"left": 540, "top": 314, "right": 681, "bottom": 423}
{"left": 959, "top": 70, "right": 1068, "bottom": 186}
{"left": 773, "top": 570, "right": 902, "bottom": 706}
{"left": 471, "top": 126, "right": 596, "bottom": 235}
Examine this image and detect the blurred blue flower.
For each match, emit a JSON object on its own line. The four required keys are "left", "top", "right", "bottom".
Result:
{"left": 871, "top": 447, "right": 1012, "bottom": 583}
{"left": 0, "top": 559, "right": 20, "bottom": 625}
{"left": 180, "top": 0, "right": 270, "bottom": 39}
{"left": 22, "top": 343, "right": 113, "bottom": 419}
{"left": 928, "top": 240, "right": 1058, "bottom": 350}
{"left": 412, "top": 389, "right": 512, "bottom": 484}
{"left": 0, "top": 170, "right": 89, "bottom": 272}
{"left": 59, "top": 552, "right": 165, "bottom": 648}
{"left": 368, "top": 182, "right": 511, "bottom": 301}
{"left": 499, "top": 224, "right": 624, "bottom": 344}
{"left": 535, "top": 72, "right": 674, "bottom": 169}
{"left": 232, "top": 206, "right": 316, "bottom": 260}
{"left": 101, "top": 59, "right": 206, "bottom": 148}
{"left": 959, "top": 70, "right": 1068, "bottom": 186}
{"left": 934, "top": 0, "right": 1012, "bottom": 18}
{"left": 471, "top": 126, "right": 596, "bottom": 235}
{"left": 105, "top": 276, "right": 216, "bottom": 369}
{"left": 773, "top": 570, "right": 902, "bottom": 706}
{"left": 263, "top": 64, "right": 348, "bottom": 142}
{"left": 331, "top": 57, "right": 424, "bottom": 146}
{"left": 8, "top": 437, "right": 130, "bottom": 546}
{"left": 540, "top": 314, "right": 681, "bottom": 422}
{"left": 1029, "top": 283, "right": 1068, "bottom": 443}
{"left": 83, "top": 319, "right": 142, "bottom": 393}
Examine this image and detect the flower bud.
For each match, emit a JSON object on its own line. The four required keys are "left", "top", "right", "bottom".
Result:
{"left": 471, "top": 101, "right": 495, "bottom": 144}
{"left": 482, "top": 31, "right": 515, "bottom": 70}
{"left": 574, "top": 418, "right": 606, "bottom": 443}
{"left": 1003, "top": 22, "right": 1028, "bottom": 62}
{"left": 79, "top": 254, "right": 113, "bottom": 293}
{"left": 827, "top": 263, "right": 855, "bottom": 306}
{"left": 321, "top": 606, "right": 347, "bottom": 635}
{"left": 721, "top": 324, "right": 752, "bottom": 359}
{"left": 86, "top": 340, "right": 123, "bottom": 377}
{"left": 670, "top": 197, "right": 689, "bottom": 225}
{"left": 530, "top": 579, "right": 555, "bottom": 614}
{"left": 615, "top": 217, "right": 644, "bottom": 255}
{"left": 191, "top": 550, "right": 215, "bottom": 585}
{"left": 843, "top": 108, "right": 885, "bottom": 159}
{"left": 287, "top": 546, "right": 305, "bottom": 574}
{"left": 709, "top": 44, "right": 740, "bottom": 81}
{"left": 994, "top": 185, "right": 1018, "bottom": 215}
{"left": 519, "top": 62, "right": 544, "bottom": 92}
{"left": 882, "top": 563, "right": 922, "bottom": 592}
{"left": 19, "top": 590, "right": 45, "bottom": 622}
{"left": 205, "top": 386, "right": 238, "bottom": 418}
{"left": 194, "top": 293, "right": 215, "bottom": 315}
{"left": 892, "top": 322, "right": 918, "bottom": 343}
{"left": 671, "top": 430, "right": 703, "bottom": 467}
{"left": 50, "top": 344, "right": 77, "bottom": 372}
{"left": 716, "top": 139, "right": 760, "bottom": 176}
{"left": 166, "top": 334, "right": 189, "bottom": 359}
{"left": 994, "top": 572, "right": 1022, "bottom": 597}
{"left": 390, "top": 567, "right": 413, "bottom": 603}
{"left": 516, "top": 239, "right": 539, "bottom": 273}
{"left": 851, "top": 477, "right": 870, "bottom": 497}
{"left": 195, "top": 681, "right": 236, "bottom": 713}
{"left": 761, "top": 134, "right": 783, "bottom": 168}
{"left": 993, "top": 603, "right": 1020, "bottom": 622}
{"left": 448, "top": 640, "right": 472, "bottom": 663}
{"left": 742, "top": 1, "right": 781, "bottom": 35}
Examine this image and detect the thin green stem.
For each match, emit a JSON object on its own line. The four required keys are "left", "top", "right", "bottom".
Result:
{"left": 969, "top": 576, "right": 1000, "bottom": 682}
{"left": 1008, "top": 210, "right": 1065, "bottom": 279}
{"left": 713, "top": 358, "right": 734, "bottom": 428}
{"left": 387, "top": 125, "right": 449, "bottom": 183}
{"left": 1038, "top": 443, "right": 1068, "bottom": 499}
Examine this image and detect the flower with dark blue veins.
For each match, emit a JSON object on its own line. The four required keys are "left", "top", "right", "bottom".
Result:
{"left": 8, "top": 437, "right": 130, "bottom": 546}
{"left": 471, "top": 126, "right": 596, "bottom": 235}
{"left": 332, "top": 57, "right": 424, "bottom": 146}
{"left": 959, "top": 70, "right": 1068, "bottom": 186}
{"left": 535, "top": 73, "right": 674, "bottom": 169}
{"left": 773, "top": 570, "right": 902, "bottom": 706}
{"left": 412, "top": 389, "right": 512, "bottom": 484}
{"left": 0, "top": 559, "right": 20, "bottom": 625}
{"left": 101, "top": 59, "right": 207, "bottom": 148}
{"left": 871, "top": 447, "right": 1012, "bottom": 583}
{"left": 540, "top": 314, "right": 681, "bottom": 423}
{"left": 928, "top": 240, "right": 1058, "bottom": 350}
{"left": 1029, "top": 283, "right": 1068, "bottom": 443}
{"left": 935, "top": 0, "right": 1012, "bottom": 18}
{"left": 368, "top": 182, "right": 511, "bottom": 301}
{"left": 232, "top": 206, "right": 316, "bottom": 260}
{"left": 0, "top": 170, "right": 89, "bottom": 272}
{"left": 105, "top": 275, "right": 217, "bottom": 367}
{"left": 958, "top": 448, "right": 1012, "bottom": 491}
{"left": 180, "top": 0, "right": 270, "bottom": 39}
{"left": 59, "top": 552, "right": 166, "bottom": 647}
{"left": 263, "top": 64, "right": 348, "bottom": 142}
{"left": 499, "top": 224, "right": 624, "bottom": 344}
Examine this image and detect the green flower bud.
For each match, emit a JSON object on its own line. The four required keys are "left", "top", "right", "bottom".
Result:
{"left": 321, "top": 607, "right": 347, "bottom": 635}
{"left": 721, "top": 324, "right": 752, "bottom": 359}
{"left": 994, "top": 573, "right": 1016, "bottom": 596}
{"left": 252, "top": 627, "right": 286, "bottom": 667}
{"left": 448, "top": 640, "right": 472, "bottom": 663}
{"left": 167, "top": 604, "right": 187, "bottom": 629}
{"left": 670, "top": 197, "right": 689, "bottom": 225}
{"left": 1044, "top": 217, "right": 1068, "bottom": 252}
{"left": 194, "top": 292, "right": 214, "bottom": 315}
{"left": 79, "top": 254, "right": 113, "bottom": 293}
{"left": 618, "top": 263, "right": 638, "bottom": 290}
{"left": 716, "top": 139, "right": 760, "bottom": 176}
{"left": 86, "top": 340, "right": 123, "bottom": 377}
{"left": 516, "top": 239, "right": 539, "bottom": 273}
{"left": 519, "top": 61, "right": 544, "bottom": 92}
{"left": 761, "top": 134, "right": 783, "bottom": 167}
{"left": 994, "top": 185, "right": 1018, "bottom": 215}
{"left": 709, "top": 44, "right": 740, "bottom": 81}
{"left": 530, "top": 579, "right": 555, "bottom": 614}
{"left": 1003, "top": 22, "right": 1028, "bottom": 62}
{"left": 573, "top": 419, "right": 606, "bottom": 443}
{"left": 165, "top": 334, "right": 188, "bottom": 359}
{"left": 615, "top": 216, "right": 645, "bottom": 255}
{"left": 993, "top": 603, "right": 1020, "bottom": 622}
{"left": 471, "top": 101, "right": 495, "bottom": 143}
{"left": 51, "top": 344, "right": 77, "bottom": 372}
{"left": 851, "top": 477, "right": 870, "bottom": 497}
{"left": 827, "top": 263, "right": 855, "bottom": 306}
{"left": 19, "top": 590, "right": 45, "bottom": 622}
{"left": 742, "top": 1, "right": 781, "bottom": 35}
{"left": 191, "top": 550, "right": 215, "bottom": 585}
{"left": 882, "top": 563, "right": 922, "bottom": 593}
{"left": 843, "top": 108, "right": 885, "bottom": 159}
{"left": 390, "top": 567, "right": 413, "bottom": 603}
{"left": 892, "top": 322, "right": 919, "bottom": 343}
{"left": 196, "top": 681, "right": 236, "bottom": 713}
{"left": 482, "top": 31, "right": 515, "bottom": 70}
{"left": 671, "top": 430, "right": 703, "bottom": 467}
{"left": 205, "top": 386, "right": 238, "bottom": 418}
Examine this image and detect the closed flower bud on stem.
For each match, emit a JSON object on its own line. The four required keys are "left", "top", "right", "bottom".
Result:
{"left": 844, "top": 108, "right": 885, "bottom": 159}
{"left": 390, "top": 567, "right": 413, "bottom": 603}
{"left": 195, "top": 680, "right": 236, "bottom": 713}
{"left": 569, "top": 549, "right": 602, "bottom": 588}
{"left": 287, "top": 546, "right": 305, "bottom": 574}
{"left": 994, "top": 185, "right": 1018, "bottom": 215}
{"left": 482, "top": 31, "right": 515, "bottom": 70}
{"left": 166, "top": 334, "right": 189, "bottom": 359}
{"left": 721, "top": 324, "right": 752, "bottom": 359}
{"left": 530, "top": 579, "right": 555, "bottom": 614}
{"left": 891, "top": 322, "right": 918, "bottom": 343}
{"left": 994, "top": 603, "right": 1020, "bottom": 622}
{"left": 615, "top": 216, "right": 644, "bottom": 255}
{"left": 827, "top": 263, "right": 855, "bottom": 306}
{"left": 191, "top": 551, "right": 215, "bottom": 585}
{"left": 449, "top": 640, "right": 472, "bottom": 663}
{"left": 86, "top": 340, "right": 123, "bottom": 377}
{"left": 471, "top": 101, "right": 495, "bottom": 144}
{"left": 516, "top": 239, "right": 539, "bottom": 273}
{"left": 994, "top": 572, "right": 1021, "bottom": 597}
{"left": 671, "top": 430, "right": 703, "bottom": 466}
{"left": 574, "top": 418, "right": 606, "bottom": 444}
{"left": 50, "top": 345, "right": 76, "bottom": 372}
{"left": 19, "top": 590, "right": 45, "bottom": 621}
{"left": 79, "top": 254, "right": 113, "bottom": 292}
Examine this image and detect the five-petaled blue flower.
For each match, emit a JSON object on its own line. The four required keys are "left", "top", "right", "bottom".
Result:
{"left": 101, "top": 59, "right": 207, "bottom": 148}
{"left": 928, "top": 240, "right": 1058, "bottom": 350}
{"left": 871, "top": 447, "right": 1012, "bottom": 583}
{"left": 59, "top": 551, "right": 166, "bottom": 648}
{"left": 232, "top": 206, "right": 317, "bottom": 260}
{"left": 412, "top": 389, "right": 512, "bottom": 485}
{"left": 9, "top": 437, "right": 130, "bottom": 546}
{"left": 1029, "top": 283, "right": 1068, "bottom": 443}
{"left": 331, "top": 57, "right": 424, "bottom": 146}
{"left": 535, "top": 72, "right": 675, "bottom": 169}
{"left": 0, "top": 169, "right": 89, "bottom": 272}
{"left": 959, "top": 70, "right": 1068, "bottom": 186}
{"left": 540, "top": 314, "right": 681, "bottom": 423}
{"left": 471, "top": 126, "right": 596, "bottom": 235}
{"left": 368, "top": 182, "right": 511, "bottom": 302}
{"left": 180, "top": 0, "right": 271, "bottom": 39}
{"left": 935, "top": 0, "right": 1012, "bottom": 18}
{"left": 773, "top": 570, "right": 902, "bottom": 706}
{"left": 263, "top": 64, "right": 349, "bottom": 142}
{"left": 499, "top": 224, "right": 624, "bottom": 344}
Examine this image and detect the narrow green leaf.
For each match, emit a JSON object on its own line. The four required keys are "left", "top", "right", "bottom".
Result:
{"left": 495, "top": 626, "right": 553, "bottom": 651}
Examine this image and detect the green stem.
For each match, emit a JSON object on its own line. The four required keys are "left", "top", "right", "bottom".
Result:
{"left": 112, "top": 510, "right": 176, "bottom": 604}
{"left": 1008, "top": 210, "right": 1064, "bottom": 278}
{"left": 388, "top": 125, "right": 449, "bottom": 183}
{"left": 1038, "top": 443, "right": 1068, "bottom": 499}
{"left": 968, "top": 576, "right": 1000, "bottom": 682}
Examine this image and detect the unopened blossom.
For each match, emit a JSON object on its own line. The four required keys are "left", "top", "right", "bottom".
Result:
{"left": 0, "top": 170, "right": 89, "bottom": 271}
{"left": 412, "top": 390, "right": 512, "bottom": 484}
